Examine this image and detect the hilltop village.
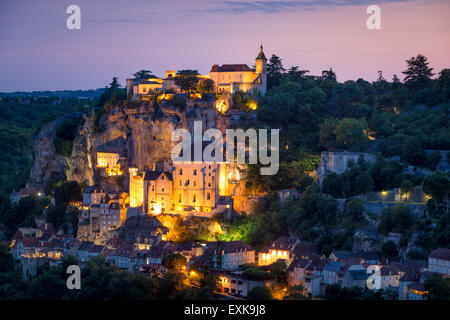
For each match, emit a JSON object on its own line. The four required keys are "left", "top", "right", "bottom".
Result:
{"left": 3, "top": 47, "right": 450, "bottom": 300}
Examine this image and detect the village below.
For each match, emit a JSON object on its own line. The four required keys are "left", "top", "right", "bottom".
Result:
{"left": 0, "top": 46, "right": 449, "bottom": 301}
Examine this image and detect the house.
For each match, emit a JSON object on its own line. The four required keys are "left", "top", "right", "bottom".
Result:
{"left": 287, "top": 258, "right": 310, "bottom": 287}
{"left": 407, "top": 282, "right": 428, "bottom": 300}
{"left": 342, "top": 265, "right": 369, "bottom": 289}
{"left": 258, "top": 236, "right": 300, "bottom": 266}
{"left": 12, "top": 237, "right": 39, "bottom": 260}
{"left": 323, "top": 261, "right": 343, "bottom": 285}
{"left": 329, "top": 250, "right": 351, "bottom": 262}
{"left": 166, "top": 241, "right": 204, "bottom": 262}
{"left": 212, "top": 269, "right": 273, "bottom": 297}
{"left": 211, "top": 241, "right": 255, "bottom": 270}
{"left": 379, "top": 266, "right": 400, "bottom": 289}
{"left": 139, "top": 264, "right": 167, "bottom": 278}
{"left": 398, "top": 272, "right": 420, "bottom": 300}
{"left": 76, "top": 241, "right": 94, "bottom": 262}
{"left": 428, "top": 248, "right": 450, "bottom": 275}
{"left": 292, "top": 241, "right": 321, "bottom": 260}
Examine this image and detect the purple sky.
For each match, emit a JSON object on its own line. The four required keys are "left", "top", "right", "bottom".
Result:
{"left": 0, "top": 0, "right": 449, "bottom": 91}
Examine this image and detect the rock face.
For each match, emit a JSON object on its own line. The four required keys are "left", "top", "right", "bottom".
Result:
{"left": 29, "top": 98, "right": 232, "bottom": 190}
{"left": 28, "top": 114, "right": 82, "bottom": 191}
{"left": 66, "top": 114, "right": 95, "bottom": 186}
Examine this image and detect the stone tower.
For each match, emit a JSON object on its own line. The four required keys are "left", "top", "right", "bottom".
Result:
{"left": 255, "top": 44, "right": 267, "bottom": 95}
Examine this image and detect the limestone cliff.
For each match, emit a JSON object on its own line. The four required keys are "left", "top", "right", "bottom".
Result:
{"left": 28, "top": 113, "right": 82, "bottom": 191}
{"left": 29, "top": 98, "right": 237, "bottom": 191}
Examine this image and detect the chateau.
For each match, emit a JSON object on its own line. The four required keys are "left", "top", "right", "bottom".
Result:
{"left": 128, "top": 157, "right": 236, "bottom": 217}
{"left": 126, "top": 45, "right": 267, "bottom": 97}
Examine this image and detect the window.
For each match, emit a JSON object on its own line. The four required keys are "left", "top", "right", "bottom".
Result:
{"left": 193, "top": 195, "right": 196, "bottom": 202}
{"left": 178, "top": 194, "right": 182, "bottom": 203}
{"left": 152, "top": 185, "right": 154, "bottom": 191}
{"left": 207, "top": 192, "right": 210, "bottom": 200}
{"left": 179, "top": 169, "right": 183, "bottom": 175}
{"left": 193, "top": 169, "right": 197, "bottom": 176}
{"left": 161, "top": 188, "right": 165, "bottom": 192}
{"left": 161, "top": 175, "right": 164, "bottom": 180}
{"left": 193, "top": 181, "right": 196, "bottom": 187}
{"left": 179, "top": 180, "right": 182, "bottom": 186}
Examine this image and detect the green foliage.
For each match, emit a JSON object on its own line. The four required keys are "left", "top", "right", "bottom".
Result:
{"left": 378, "top": 205, "right": 413, "bottom": 235}
{"left": 54, "top": 116, "right": 84, "bottom": 157}
{"left": 247, "top": 286, "right": 273, "bottom": 300}
{"left": 175, "top": 70, "right": 200, "bottom": 94}
{"left": 217, "top": 213, "right": 258, "bottom": 242}
{"left": 402, "top": 54, "right": 435, "bottom": 89}
{"left": 0, "top": 195, "right": 49, "bottom": 238}
{"left": 162, "top": 253, "right": 187, "bottom": 272}
{"left": 422, "top": 171, "right": 450, "bottom": 203}
{"left": 322, "top": 172, "right": 342, "bottom": 198}
{"left": 325, "top": 284, "right": 362, "bottom": 300}
{"left": 381, "top": 241, "right": 398, "bottom": 257}
{"left": 424, "top": 274, "right": 450, "bottom": 300}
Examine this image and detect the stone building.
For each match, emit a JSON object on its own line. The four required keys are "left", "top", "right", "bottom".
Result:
{"left": 126, "top": 45, "right": 267, "bottom": 98}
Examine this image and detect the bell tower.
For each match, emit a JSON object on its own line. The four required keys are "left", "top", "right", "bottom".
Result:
{"left": 255, "top": 44, "right": 267, "bottom": 94}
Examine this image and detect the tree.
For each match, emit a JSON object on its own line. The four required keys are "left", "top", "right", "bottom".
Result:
{"left": 283, "top": 285, "right": 307, "bottom": 300}
{"left": 334, "top": 118, "right": 369, "bottom": 151}
{"left": 321, "top": 68, "right": 337, "bottom": 82}
{"left": 322, "top": 172, "right": 343, "bottom": 198}
{"left": 378, "top": 205, "right": 413, "bottom": 234}
{"left": 381, "top": 241, "right": 398, "bottom": 257}
{"left": 424, "top": 274, "right": 450, "bottom": 300}
{"left": 175, "top": 70, "right": 200, "bottom": 94}
{"left": 425, "top": 151, "right": 441, "bottom": 170}
{"left": 355, "top": 171, "right": 374, "bottom": 196}
{"left": 287, "top": 66, "right": 309, "bottom": 82}
{"left": 392, "top": 74, "right": 402, "bottom": 89}
{"left": 422, "top": 171, "right": 450, "bottom": 203}
{"left": 399, "top": 179, "right": 414, "bottom": 197}
{"left": 247, "top": 286, "right": 272, "bottom": 300}
{"left": 402, "top": 138, "right": 426, "bottom": 166}
{"left": 402, "top": 54, "right": 434, "bottom": 89}
{"left": 267, "top": 54, "right": 285, "bottom": 89}
{"left": 319, "top": 118, "right": 339, "bottom": 149}
{"left": 197, "top": 78, "right": 215, "bottom": 94}
{"left": 133, "top": 70, "right": 154, "bottom": 79}
{"left": 162, "top": 253, "right": 187, "bottom": 271}
{"left": 347, "top": 198, "right": 364, "bottom": 222}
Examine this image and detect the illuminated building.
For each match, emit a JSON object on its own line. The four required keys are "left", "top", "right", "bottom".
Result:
{"left": 126, "top": 45, "right": 267, "bottom": 98}
{"left": 129, "top": 168, "right": 144, "bottom": 208}
{"left": 258, "top": 236, "right": 301, "bottom": 266}
{"left": 96, "top": 151, "right": 125, "bottom": 176}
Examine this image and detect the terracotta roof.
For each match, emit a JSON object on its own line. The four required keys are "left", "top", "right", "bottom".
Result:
{"left": 21, "top": 237, "right": 39, "bottom": 248}
{"left": 429, "top": 248, "right": 450, "bottom": 260}
{"left": 210, "top": 64, "right": 253, "bottom": 73}
{"left": 39, "top": 223, "right": 54, "bottom": 235}
{"left": 287, "top": 258, "right": 310, "bottom": 271}
{"left": 144, "top": 170, "right": 173, "bottom": 181}
{"left": 213, "top": 241, "right": 254, "bottom": 254}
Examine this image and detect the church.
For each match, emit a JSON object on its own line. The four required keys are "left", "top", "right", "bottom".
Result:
{"left": 126, "top": 45, "right": 267, "bottom": 97}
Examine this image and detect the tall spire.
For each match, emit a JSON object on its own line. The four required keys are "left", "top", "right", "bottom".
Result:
{"left": 256, "top": 43, "right": 266, "bottom": 61}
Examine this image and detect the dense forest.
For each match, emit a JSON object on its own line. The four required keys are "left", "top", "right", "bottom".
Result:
{"left": 0, "top": 54, "right": 449, "bottom": 300}
{"left": 230, "top": 53, "right": 450, "bottom": 259}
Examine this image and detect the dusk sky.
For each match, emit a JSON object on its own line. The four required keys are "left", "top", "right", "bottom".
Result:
{"left": 0, "top": 0, "right": 449, "bottom": 91}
